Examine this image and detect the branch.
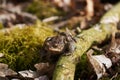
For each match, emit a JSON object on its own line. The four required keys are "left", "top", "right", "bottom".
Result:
{"left": 53, "top": 2, "right": 120, "bottom": 80}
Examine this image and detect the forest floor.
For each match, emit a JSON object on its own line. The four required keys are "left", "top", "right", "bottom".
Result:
{"left": 0, "top": 0, "right": 120, "bottom": 80}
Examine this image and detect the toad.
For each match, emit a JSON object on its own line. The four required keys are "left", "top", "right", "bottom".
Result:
{"left": 43, "top": 32, "right": 76, "bottom": 55}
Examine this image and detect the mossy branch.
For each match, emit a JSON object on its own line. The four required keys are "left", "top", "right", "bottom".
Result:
{"left": 53, "top": 2, "right": 120, "bottom": 80}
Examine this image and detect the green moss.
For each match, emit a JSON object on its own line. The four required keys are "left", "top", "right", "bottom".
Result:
{"left": 25, "top": 0, "right": 66, "bottom": 19}
{"left": 0, "top": 21, "right": 53, "bottom": 71}
{"left": 0, "top": 23, "right": 4, "bottom": 29}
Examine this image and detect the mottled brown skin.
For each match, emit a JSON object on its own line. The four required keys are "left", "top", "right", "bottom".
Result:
{"left": 43, "top": 34, "right": 66, "bottom": 55}
{"left": 43, "top": 32, "right": 76, "bottom": 55}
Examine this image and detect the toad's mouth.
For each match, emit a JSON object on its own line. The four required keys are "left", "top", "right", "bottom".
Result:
{"left": 48, "top": 46, "right": 65, "bottom": 53}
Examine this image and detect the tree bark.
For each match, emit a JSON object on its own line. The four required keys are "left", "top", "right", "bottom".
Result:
{"left": 53, "top": 2, "right": 120, "bottom": 80}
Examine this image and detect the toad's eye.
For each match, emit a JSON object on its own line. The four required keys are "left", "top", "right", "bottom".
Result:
{"left": 46, "top": 37, "right": 52, "bottom": 41}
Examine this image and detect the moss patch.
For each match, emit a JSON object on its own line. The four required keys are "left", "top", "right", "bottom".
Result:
{"left": 0, "top": 21, "right": 53, "bottom": 71}
{"left": 25, "top": 0, "right": 66, "bottom": 19}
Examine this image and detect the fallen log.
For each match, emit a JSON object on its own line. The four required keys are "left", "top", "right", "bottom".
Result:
{"left": 53, "top": 2, "right": 120, "bottom": 80}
